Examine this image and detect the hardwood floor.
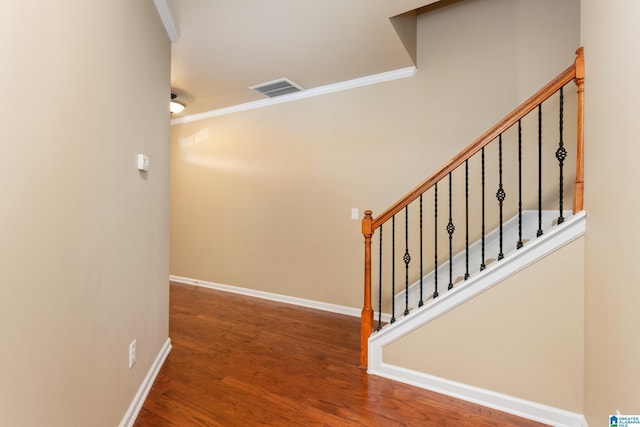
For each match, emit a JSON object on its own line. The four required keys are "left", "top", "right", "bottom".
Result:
{"left": 134, "top": 282, "right": 548, "bottom": 426}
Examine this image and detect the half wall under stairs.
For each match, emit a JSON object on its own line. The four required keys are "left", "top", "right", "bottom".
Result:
{"left": 368, "top": 211, "right": 587, "bottom": 427}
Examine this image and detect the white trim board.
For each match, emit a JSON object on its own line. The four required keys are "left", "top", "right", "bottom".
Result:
{"left": 369, "top": 211, "right": 586, "bottom": 352}
{"left": 394, "top": 210, "right": 572, "bottom": 313}
{"left": 153, "top": 0, "right": 179, "bottom": 43}
{"left": 170, "top": 66, "right": 416, "bottom": 125}
{"left": 372, "top": 363, "right": 588, "bottom": 427}
{"left": 119, "top": 337, "right": 172, "bottom": 427}
{"left": 170, "top": 275, "right": 367, "bottom": 318}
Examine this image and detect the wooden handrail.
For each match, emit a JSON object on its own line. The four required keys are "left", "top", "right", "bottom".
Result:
{"left": 359, "top": 48, "right": 585, "bottom": 370}
{"left": 371, "top": 52, "right": 582, "bottom": 230}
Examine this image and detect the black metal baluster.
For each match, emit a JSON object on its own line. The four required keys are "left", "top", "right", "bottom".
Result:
{"left": 433, "top": 183, "right": 439, "bottom": 299}
{"left": 481, "top": 147, "right": 486, "bottom": 271}
{"left": 537, "top": 104, "right": 544, "bottom": 237}
{"left": 391, "top": 215, "right": 396, "bottom": 324}
{"left": 497, "top": 135, "right": 506, "bottom": 260}
{"left": 447, "top": 173, "right": 455, "bottom": 290}
{"left": 419, "top": 194, "right": 424, "bottom": 307}
{"left": 377, "top": 226, "right": 383, "bottom": 331}
{"left": 465, "top": 160, "right": 469, "bottom": 280}
{"left": 556, "top": 87, "right": 566, "bottom": 225}
{"left": 403, "top": 206, "right": 411, "bottom": 316}
{"left": 517, "top": 119, "right": 523, "bottom": 250}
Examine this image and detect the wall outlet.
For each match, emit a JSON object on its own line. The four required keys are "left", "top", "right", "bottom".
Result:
{"left": 129, "top": 339, "right": 136, "bottom": 369}
{"left": 351, "top": 208, "right": 359, "bottom": 220}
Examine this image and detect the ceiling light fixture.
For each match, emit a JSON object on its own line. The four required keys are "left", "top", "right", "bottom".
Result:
{"left": 170, "top": 93, "right": 186, "bottom": 114}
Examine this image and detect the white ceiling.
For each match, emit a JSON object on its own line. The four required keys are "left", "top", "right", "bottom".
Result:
{"left": 160, "top": 0, "right": 440, "bottom": 118}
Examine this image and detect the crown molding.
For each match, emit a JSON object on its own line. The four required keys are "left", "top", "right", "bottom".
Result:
{"left": 171, "top": 66, "right": 417, "bottom": 125}
{"left": 153, "top": 0, "right": 179, "bottom": 43}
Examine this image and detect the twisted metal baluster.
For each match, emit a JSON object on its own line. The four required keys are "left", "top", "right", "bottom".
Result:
{"left": 391, "top": 215, "right": 396, "bottom": 324}
{"left": 556, "top": 87, "right": 566, "bottom": 225}
{"left": 433, "top": 183, "right": 439, "bottom": 299}
{"left": 481, "top": 147, "right": 486, "bottom": 271}
{"left": 517, "top": 119, "right": 523, "bottom": 250}
{"left": 403, "top": 206, "right": 411, "bottom": 316}
{"left": 419, "top": 194, "right": 424, "bottom": 307}
{"left": 497, "top": 135, "right": 506, "bottom": 261}
{"left": 377, "top": 225, "right": 383, "bottom": 331}
{"left": 537, "top": 104, "right": 544, "bottom": 237}
{"left": 447, "top": 173, "right": 455, "bottom": 290}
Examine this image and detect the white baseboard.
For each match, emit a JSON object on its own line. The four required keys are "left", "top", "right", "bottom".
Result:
{"left": 372, "top": 363, "right": 588, "bottom": 427}
{"left": 169, "top": 275, "right": 371, "bottom": 319}
{"left": 118, "top": 337, "right": 172, "bottom": 427}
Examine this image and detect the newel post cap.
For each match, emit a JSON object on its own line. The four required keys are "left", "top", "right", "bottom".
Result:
{"left": 362, "top": 210, "right": 373, "bottom": 235}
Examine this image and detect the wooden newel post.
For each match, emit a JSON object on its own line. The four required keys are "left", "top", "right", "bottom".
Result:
{"left": 360, "top": 210, "right": 374, "bottom": 369}
{"left": 573, "top": 47, "right": 585, "bottom": 213}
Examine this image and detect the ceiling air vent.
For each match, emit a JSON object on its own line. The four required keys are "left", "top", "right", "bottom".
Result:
{"left": 250, "top": 78, "right": 303, "bottom": 98}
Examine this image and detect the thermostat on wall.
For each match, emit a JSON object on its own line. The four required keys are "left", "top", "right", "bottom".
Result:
{"left": 137, "top": 154, "right": 150, "bottom": 172}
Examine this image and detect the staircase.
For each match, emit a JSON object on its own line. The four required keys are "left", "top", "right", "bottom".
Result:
{"left": 371, "top": 208, "right": 585, "bottom": 357}
{"left": 365, "top": 209, "right": 587, "bottom": 427}
{"left": 360, "top": 47, "right": 585, "bottom": 369}
{"left": 392, "top": 209, "right": 573, "bottom": 317}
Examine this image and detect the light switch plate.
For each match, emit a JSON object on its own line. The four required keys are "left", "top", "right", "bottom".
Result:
{"left": 137, "top": 154, "right": 149, "bottom": 172}
{"left": 129, "top": 339, "right": 136, "bottom": 369}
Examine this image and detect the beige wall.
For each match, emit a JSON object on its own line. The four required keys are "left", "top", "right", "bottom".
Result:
{"left": 581, "top": 0, "right": 640, "bottom": 423}
{"left": 0, "top": 1, "right": 170, "bottom": 426}
{"left": 170, "top": 0, "right": 580, "bottom": 310}
{"left": 384, "top": 237, "right": 585, "bottom": 413}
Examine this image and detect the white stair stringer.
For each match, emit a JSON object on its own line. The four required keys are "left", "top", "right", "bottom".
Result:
{"left": 394, "top": 210, "right": 573, "bottom": 314}
{"left": 368, "top": 210, "right": 587, "bottom": 427}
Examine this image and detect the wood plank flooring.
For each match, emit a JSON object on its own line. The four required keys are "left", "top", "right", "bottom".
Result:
{"left": 134, "top": 282, "right": 548, "bottom": 426}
